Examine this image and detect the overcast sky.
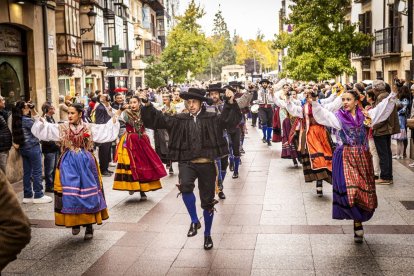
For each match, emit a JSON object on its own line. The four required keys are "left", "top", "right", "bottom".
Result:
{"left": 177, "top": 0, "right": 281, "bottom": 40}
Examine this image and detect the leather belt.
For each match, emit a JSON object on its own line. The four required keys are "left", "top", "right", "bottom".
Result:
{"left": 190, "top": 158, "right": 213, "bottom": 164}
{"left": 259, "top": 104, "right": 272, "bottom": 108}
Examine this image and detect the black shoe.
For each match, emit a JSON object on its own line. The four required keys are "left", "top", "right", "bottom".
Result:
{"left": 187, "top": 222, "right": 201, "bottom": 237}
{"left": 204, "top": 236, "right": 213, "bottom": 250}
{"left": 232, "top": 172, "right": 239, "bottom": 179}
{"left": 229, "top": 162, "right": 234, "bottom": 172}
{"left": 262, "top": 138, "right": 267, "bottom": 143}
{"left": 84, "top": 225, "right": 94, "bottom": 240}
{"left": 240, "top": 148, "right": 245, "bottom": 154}
{"left": 45, "top": 187, "right": 54, "bottom": 193}
{"left": 101, "top": 171, "right": 113, "bottom": 177}
{"left": 218, "top": 191, "right": 226, "bottom": 199}
{"left": 267, "top": 140, "right": 272, "bottom": 146}
{"left": 140, "top": 191, "right": 147, "bottom": 201}
{"left": 169, "top": 166, "right": 174, "bottom": 175}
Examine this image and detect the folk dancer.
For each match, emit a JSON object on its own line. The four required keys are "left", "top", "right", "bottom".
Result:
{"left": 285, "top": 88, "right": 342, "bottom": 196}
{"left": 311, "top": 89, "right": 396, "bottom": 242}
{"left": 112, "top": 96, "right": 167, "bottom": 200}
{"left": 140, "top": 88, "right": 241, "bottom": 250}
{"left": 255, "top": 79, "right": 275, "bottom": 146}
{"left": 31, "top": 103, "right": 120, "bottom": 240}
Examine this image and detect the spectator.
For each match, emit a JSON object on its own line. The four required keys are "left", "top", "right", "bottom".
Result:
{"left": 12, "top": 101, "right": 52, "bottom": 203}
{"left": 40, "top": 102, "right": 60, "bottom": 193}
{"left": 392, "top": 85, "right": 410, "bottom": 159}
{"left": 372, "top": 80, "right": 399, "bottom": 185}
{"left": 0, "top": 96, "right": 12, "bottom": 173}
{"left": 409, "top": 84, "right": 414, "bottom": 167}
{"left": 0, "top": 169, "right": 31, "bottom": 272}
{"left": 59, "top": 95, "right": 72, "bottom": 122}
{"left": 365, "top": 89, "right": 380, "bottom": 179}
{"left": 95, "top": 94, "right": 114, "bottom": 176}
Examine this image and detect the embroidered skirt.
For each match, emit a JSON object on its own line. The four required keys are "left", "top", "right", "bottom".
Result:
{"left": 332, "top": 146, "right": 376, "bottom": 222}
{"left": 281, "top": 117, "right": 298, "bottom": 159}
{"left": 113, "top": 133, "right": 164, "bottom": 192}
{"left": 272, "top": 107, "right": 282, "bottom": 142}
{"left": 54, "top": 150, "right": 109, "bottom": 227}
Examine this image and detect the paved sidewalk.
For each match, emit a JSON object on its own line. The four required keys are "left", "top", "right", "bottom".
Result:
{"left": 4, "top": 124, "right": 414, "bottom": 275}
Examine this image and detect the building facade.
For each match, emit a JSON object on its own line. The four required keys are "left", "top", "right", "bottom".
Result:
{"left": 349, "top": 0, "right": 413, "bottom": 83}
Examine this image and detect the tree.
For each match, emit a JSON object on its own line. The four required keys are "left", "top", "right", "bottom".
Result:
{"left": 144, "top": 56, "right": 168, "bottom": 88}
{"left": 274, "top": 0, "right": 373, "bottom": 81}
{"left": 202, "top": 7, "right": 236, "bottom": 80}
{"left": 161, "top": 0, "right": 212, "bottom": 83}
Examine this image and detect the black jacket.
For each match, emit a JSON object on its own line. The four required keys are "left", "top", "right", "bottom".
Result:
{"left": 41, "top": 115, "right": 60, "bottom": 153}
{"left": 141, "top": 102, "right": 242, "bottom": 161}
{"left": 95, "top": 103, "right": 111, "bottom": 125}
{"left": 0, "top": 110, "right": 12, "bottom": 152}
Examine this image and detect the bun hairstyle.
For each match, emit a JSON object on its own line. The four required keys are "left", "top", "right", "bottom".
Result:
{"left": 42, "top": 102, "right": 52, "bottom": 116}
{"left": 71, "top": 103, "right": 86, "bottom": 122}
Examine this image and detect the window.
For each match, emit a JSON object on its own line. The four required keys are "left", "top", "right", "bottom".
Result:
{"left": 151, "top": 14, "right": 156, "bottom": 36}
{"left": 358, "top": 11, "right": 371, "bottom": 34}
{"left": 144, "top": 40, "right": 151, "bottom": 56}
{"left": 376, "top": 71, "right": 384, "bottom": 80}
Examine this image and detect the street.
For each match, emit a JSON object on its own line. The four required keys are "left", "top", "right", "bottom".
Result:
{"left": 4, "top": 124, "right": 414, "bottom": 276}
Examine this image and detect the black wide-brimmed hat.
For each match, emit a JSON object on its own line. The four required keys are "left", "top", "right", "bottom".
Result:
{"left": 206, "top": 83, "right": 225, "bottom": 93}
{"left": 180, "top": 88, "right": 209, "bottom": 102}
{"left": 259, "top": 79, "right": 271, "bottom": 85}
{"left": 228, "top": 81, "right": 245, "bottom": 89}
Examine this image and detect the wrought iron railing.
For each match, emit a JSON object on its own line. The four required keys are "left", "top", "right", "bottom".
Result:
{"left": 374, "top": 26, "right": 402, "bottom": 56}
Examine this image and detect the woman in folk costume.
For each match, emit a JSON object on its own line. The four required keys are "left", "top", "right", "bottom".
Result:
{"left": 31, "top": 103, "right": 120, "bottom": 240}
{"left": 154, "top": 92, "right": 177, "bottom": 175}
{"left": 273, "top": 85, "right": 299, "bottom": 167}
{"left": 286, "top": 87, "right": 343, "bottom": 196}
{"left": 311, "top": 89, "right": 397, "bottom": 243}
{"left": 113, "top": 96, "right": 167, "bottom": 200}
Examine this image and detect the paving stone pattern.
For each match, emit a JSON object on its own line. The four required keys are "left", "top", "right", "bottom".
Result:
{"left": 4, "top": 125, "right": 414, "bottom": 276}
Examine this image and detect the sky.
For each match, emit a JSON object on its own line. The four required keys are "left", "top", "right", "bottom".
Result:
{"left": 177, "top": 0, "right": 281, "bottom": 40}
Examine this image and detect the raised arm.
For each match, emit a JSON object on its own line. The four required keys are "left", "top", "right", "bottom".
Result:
{"left": 91, "top": 118, "right": 120, "bottom": 143}
{"left": 369, "top": 92, "right": 397, "bottom": 126}
{"left": 319, "top": 92, "right": 336, "bottom": 105}
{"left": 141, "top": 103, "right": 173, "bottom": 130}
{"left": 273, "top": 92, "right": 287, "bottom": 108}
{"left": 286, "top": 98, "right": 304, "bottom": 118}
{"left": 31, "top": 117, "right": 60, "bottom": 142}
{"left": 321, "top": 95, "right": 342, "bottom": 112}
{"left": 236, "top": 91, "right": 254, "bottom": 109}
{"left": 311, "top": 101, "right": 342, "bottom": 130}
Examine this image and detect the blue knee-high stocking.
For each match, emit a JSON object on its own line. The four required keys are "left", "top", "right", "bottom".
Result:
{"left": 221, "top": 170, "right": 227, "bottom": 181}
{"left": 262, "top": 125, "right": 267, "bottom": 138}
{"left": 234, "top": 157, "right": 240, "bottom": 174}
{"left": 203, "top": 209, "right": 214, "bottom": 236}
{"left": 266, "top": 127, "right": 272, "bottom": 141}
{"left": 182, "top": 192, "right": 199, "bottom": 223}
{"left": 216, "top": 159, "right": 223, "bottom": 183}
{"left": 229, "top": 156, "right": 234, "bottom": 167}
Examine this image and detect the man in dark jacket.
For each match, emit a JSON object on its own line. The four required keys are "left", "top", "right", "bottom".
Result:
{"left": 95, "top": 94, "right": 114, "bottom": 176}
{"left": 141, "top": 88, "right": 241, "bottom": 250}
{"left": 40, "top": 103, "right": 60, "bottom": 192}
{"left": 372, "top": 80, "right": 400, "bottom": 185}
{"left": 0, "top": 96, "right": 12, "bottom": 173}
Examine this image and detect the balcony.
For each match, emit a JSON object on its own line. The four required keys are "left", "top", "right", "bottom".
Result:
{"left": 374, "top": 26, "right": 402, "bottom": 57}
{"left": 56, "top": 34, "right": 83, "bottom": 64}
{"left": 351, "top": 46, "right": 372, "bottom": 60}
{"left": 143, "top": 0, "right": 164, "bottom": 12}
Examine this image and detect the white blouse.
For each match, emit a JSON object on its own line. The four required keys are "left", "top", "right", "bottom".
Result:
{"left": 311, "top": 92, "right": 397, "bottom": 130}
{"left": 31, "top": 117, "right": 120, "bottom": 144}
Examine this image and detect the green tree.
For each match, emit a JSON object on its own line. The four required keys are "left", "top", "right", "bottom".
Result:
{"left": 144, "top": 56, "right": 168, "bottom": 88}
{"left": 274, "top": 0, "right": 373, "bottom": 81}
{"left": 206, "top": 8, "right": 236, "bottom": 79}
{"left": 161, "top": 0, "right": 212, "bottom": 83}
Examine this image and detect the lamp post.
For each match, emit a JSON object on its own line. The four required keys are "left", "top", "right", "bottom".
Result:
{"left": 80, "top": 7, "right": 97, "bottom": 35}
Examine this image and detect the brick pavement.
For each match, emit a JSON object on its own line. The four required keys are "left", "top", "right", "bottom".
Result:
{"left": 4, "top": 124, "right": 414, "bottom": 275}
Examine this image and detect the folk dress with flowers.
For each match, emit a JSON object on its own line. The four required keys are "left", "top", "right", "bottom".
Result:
{"left": 31, "top": 117, "right": 120, "bottom": 227}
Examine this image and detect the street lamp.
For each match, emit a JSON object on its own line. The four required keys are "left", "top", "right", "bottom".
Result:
{"left": 81, "top": 7, "right": 97, "bottom": 35}
{"left": 135, "top": 35, "right": 142, "bottom": 48}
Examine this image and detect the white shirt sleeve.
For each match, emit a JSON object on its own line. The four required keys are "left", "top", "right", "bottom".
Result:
{"left": 90, "top": 118, "right": 120, "bottom": 143}
{"left": 311, "top": 101, "right": 342, "bottom": 130}
{"left": 319, "top": 93, "right": 336, "bottom": 105}
{"left": 273, "top": 92, "right": 287, "bottom": 108}
{"left": 286, "top": 100, "right": 303, "bottom": 118}
{"left": 369, "top": 92, "right": 397, "bottom": 126}
{"left": 31, "top": 118, "right": 60, "bottom": 142}
{"left": 321, "top": 95, "right": 343, "bottom": 112}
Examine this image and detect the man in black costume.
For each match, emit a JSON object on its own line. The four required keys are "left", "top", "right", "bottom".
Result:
{"left": 140, "top": 88, "right": 241, "bottom": 250}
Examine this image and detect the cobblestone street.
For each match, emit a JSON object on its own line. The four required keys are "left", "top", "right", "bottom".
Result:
{"left": 3, "top": 125, "right": 414, "bottom": 275}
